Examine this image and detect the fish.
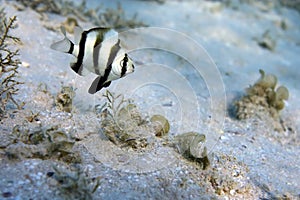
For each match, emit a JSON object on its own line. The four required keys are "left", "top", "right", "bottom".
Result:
{"left": 50, "top": 26, "right": 135, "bottom": 94}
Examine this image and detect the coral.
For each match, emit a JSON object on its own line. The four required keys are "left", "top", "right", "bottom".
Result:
{"left": 55, "top": 86, "right": 75, "bottom": 113}
{"left": 174, "top": 132, "right": 210, "bottom": 170}
{"left": 48, "top": 165, "right": 100, "bottom": 200}
{"left": 235, "top": 69, "right": 289, "bottom": 121}
{"left": 0, "top": 8, "right": 23, "bottom": 116}
{"left": 5, "top": 123, "right": 81, "bottom": 163}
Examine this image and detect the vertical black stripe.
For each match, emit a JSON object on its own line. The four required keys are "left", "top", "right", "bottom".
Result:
{"left": 120, "top": 53, "right": 128, "bottom": 77}
{"left": 93, "top": 32, "right": 104, "bottom": 75}
{"left": 104, "top": 39, "right": 121, "bottom": 79}
{"left": 106, "top": 39, "right": 121, "bottom": 69}
{"left": 71, "top": 31, "right": 87, "bottom": 75}
{"left": 88, "top": 40, "right": 121, "bottom": 94}
{"left": 67, "top": 42, "right": 74, "bottom": 54}
{"left": 93, "top": 44, "right": 101, "bottom": 75}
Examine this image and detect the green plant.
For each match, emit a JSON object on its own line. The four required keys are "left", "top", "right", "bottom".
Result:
{"left": 99, "top": 90, "right": 149, "bottom": 149}
{"left": 99, "top": 2, "right": 147, "bottom": 31}
{"left": 235, "top": 69, "right": 289, "bottom": 120}
{"left": 55, "top": 86, "right": 75, "bottom": 113}
{"left": 16, "top": 0, "right": 147, "bottom": 31}
{"left": 0, "top": 8, "right": 23, "bottom": 115}
{"left": 6, "top": 124, "right": 81, "bottom": 163}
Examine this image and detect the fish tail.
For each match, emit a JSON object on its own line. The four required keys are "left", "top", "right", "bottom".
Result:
{"left": 50, "top": 26, "right": 74, "bottom": 54}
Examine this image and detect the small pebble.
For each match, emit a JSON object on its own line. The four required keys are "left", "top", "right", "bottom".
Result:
{"left": 21, "top": 61, "right": 30, "bottom": 68}
{"left": 230, "top": 189, "right": 236, "bottom": 195}
{"left": 46, "top": 172, "right": 54, "bottom": 177}
{"left": 2, "top": 192, "right": 12, "bottom": 198}
{"left": 18, "top": 180, "right": 24, "bottom": 185}
{"left": 220, "top": 135, "right": 229, "bottom": 141}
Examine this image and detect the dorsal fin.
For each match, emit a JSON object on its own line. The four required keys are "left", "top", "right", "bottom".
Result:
{"left": 50, "top": 26, "right": 73, "bottom": 53}
{"left": 61, "top": 26, "right": 67, "bottom": 36}
{"left": 74, "top": 26, "right": 84, "bottom": 45}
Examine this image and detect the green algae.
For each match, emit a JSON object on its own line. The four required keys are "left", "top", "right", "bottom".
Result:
{"left": 6, "top": 124, "right": 81, "bottom": 163}
{"left": 99, "top": 90, "right": 150, "bottom": 149}
{"left": 55, "top": 86, "right": 75, "bottom": 113}
{"left": 0, "top": 8, "right": 23, "bottom": 116}
{"left": 16, "top": 0, "right": 147, "bottom": 31}
{"left": 235, "top": 69, "right": 289, "bottom": 120}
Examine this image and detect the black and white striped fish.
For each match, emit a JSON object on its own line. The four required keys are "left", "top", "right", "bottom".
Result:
{"left": 50, "top": 26, "right": 135, "bottom": 94}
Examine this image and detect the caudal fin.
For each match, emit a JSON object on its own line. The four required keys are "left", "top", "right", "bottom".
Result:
{"left": 50, "top": 26, "right": 74, "bottom": 54}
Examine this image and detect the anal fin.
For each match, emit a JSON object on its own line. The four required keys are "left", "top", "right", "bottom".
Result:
{"left": 88, "top": 76, "right": 110, "bottom": 94}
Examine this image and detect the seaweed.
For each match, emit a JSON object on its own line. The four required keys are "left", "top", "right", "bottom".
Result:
{"left": 61, "top": 17, "right": 79, "bottom": 34}
{"left": 279, "top": 0, "right": 300, "bottom": 13}
{"left": 235, "top": 69, "right": 289, "bottom": 120}
{"left": 16, "top": 0, "right": 147, "bottom": 31}
{"left": 98, "top": 3, "right": 147, "bottom": 31}
{"left": 25, "top": 111, "right": 40, "bottom": 122}
{"left": 99, "top": 90, "right": 150, "bottom": 149}
{"left": 235, "top": 69, "right": 289, "bottom": 132}
{"left": 0, "top": 8, "right": 23, "bottom": 116}
{"left": 99, "top": 90, "right": 211, "bottom": 169}
{"left": 48, "top": 165, "right": 100, "bottom": 200}
{"left": 55, "top": 86, "right": 75, "bottom": 113}
{"left": 5, "top": 123, "right": 81, "bottom": 163}
{"left": 15, "top": 0, "right": 79, "bottom": 15}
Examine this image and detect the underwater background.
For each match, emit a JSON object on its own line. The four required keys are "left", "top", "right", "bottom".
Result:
{"left": 0, "top": 0, "right": 299, "bottom": 199}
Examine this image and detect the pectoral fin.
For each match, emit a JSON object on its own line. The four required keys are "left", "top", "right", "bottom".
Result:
{"left": 103, "top": 81, "right": 111, "bottom": 88}
{"left": 88, "top": 76, "right": 111, "bottom": 94}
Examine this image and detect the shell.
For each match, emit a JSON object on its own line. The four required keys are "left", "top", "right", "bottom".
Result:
{"left": 174, "top": 132, "right": 206, "bottom": 158}
{"left": 174, "top": 132, "right": 209, "bottom": 169}
{"left": 150, "top": 115, "right": 170, "bottom": 137}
